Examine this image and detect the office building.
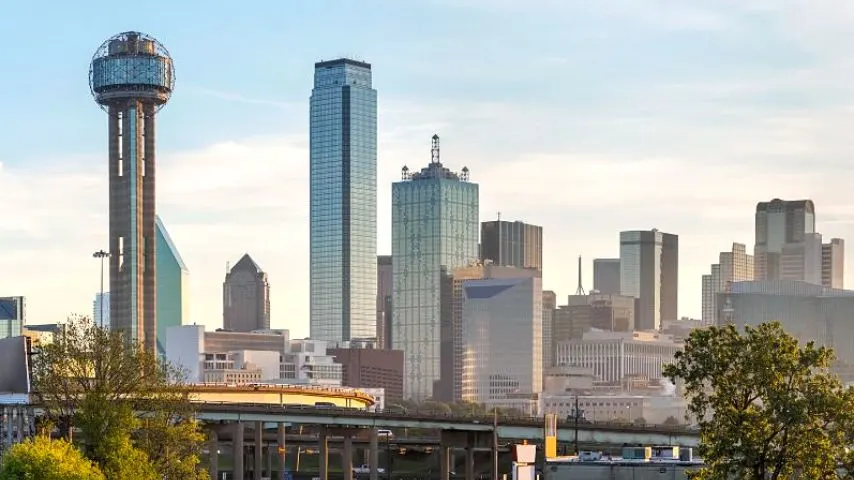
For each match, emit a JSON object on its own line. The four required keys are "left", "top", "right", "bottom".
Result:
{"left": 822, "top": 239, "right": 845, "bottom": 289}
{"left": 329, "top": 344, "right": 404, "bottom": 400}
{"left": 542, "top": 291, "right": 557, "bottom": 371}
{"left": 377, "top": 255, "right": 392, "bottom": 349}
{"left": 90, "top": 32, "right": 175, "bottom": 350}
{"left": 460, "top": 276, "right": 543, "bottom": 404}
{"left": 700, "top": 243, "right": 754, "bottom": 325}
{"left": 754, "top": 199, "right": 819, "bottom": 283}
{"left": 480, "top": 220, "right": 543, "bottom": 271}
{"left": 593, "top": 259, "right": 620, "bottom": 295}
{"left": 155, "top": 216, "right": 189, "bottom": 354}
{"left": 309, "top": 58, "right": 378, "bottom": 345}
{"left": 0, "top": 297, "right": 25, "bottom": 340}
{"left": 93, "top": 293, "right": 110, "bottom": 329}
{"left": 619, "top": 229, "right": 678, "bottom": 330}
{"left": 392, "top": 135, "right": 479, "bottom": 401}
{"left": 551, "top": 294, "right": 635, "bottom": 355}
{"left": 223, "top": 254, "right": 271, "bottom": 332}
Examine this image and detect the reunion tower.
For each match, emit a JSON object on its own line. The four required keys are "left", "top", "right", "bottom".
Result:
{"left": 89, "top": 31, "right": 175, "bottom": 350}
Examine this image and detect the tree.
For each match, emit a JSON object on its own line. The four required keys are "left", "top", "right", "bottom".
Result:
{"left": 633, "top": 417, "right": 647, "bottom": 426}
{"left": 32, "top": 315, "right": 207, "bottom": 479}
{"left": 0, "top": 435, "right": 105, "bottom": 480}
{"left": 662, "top": 416, "right": 680, "bottom": 426}
{"left": 663, "top": 321, "right": 853, "bottom": 480}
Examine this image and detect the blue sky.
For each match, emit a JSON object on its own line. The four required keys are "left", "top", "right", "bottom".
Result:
{"left": 2, "top": 1, "right": 854, "bottom": 336}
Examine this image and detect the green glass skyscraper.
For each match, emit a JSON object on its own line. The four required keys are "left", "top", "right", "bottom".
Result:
{"left": 155, "top": 216, "right": 189, "bottom": 355}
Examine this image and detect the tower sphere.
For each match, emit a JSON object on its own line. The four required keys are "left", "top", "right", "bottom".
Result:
{"left": 89, "top": 31, "right": 175, "bottom": 112}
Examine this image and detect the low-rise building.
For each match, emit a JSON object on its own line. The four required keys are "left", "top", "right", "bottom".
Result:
{"left": 329, "top": 344, "right": 404, "bottom": 400}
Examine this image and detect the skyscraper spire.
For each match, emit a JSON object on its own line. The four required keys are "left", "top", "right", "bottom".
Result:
{"left": 575, "top": 255, "right": 586, "bottom": 295}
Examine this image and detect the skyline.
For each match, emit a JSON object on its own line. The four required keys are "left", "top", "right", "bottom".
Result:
{"left": 2, "top": 1, "right": 854, "bottom": 337}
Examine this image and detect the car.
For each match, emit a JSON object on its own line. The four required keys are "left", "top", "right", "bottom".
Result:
{"left": 377, "top": 429, "right": 393, "bottom": 437}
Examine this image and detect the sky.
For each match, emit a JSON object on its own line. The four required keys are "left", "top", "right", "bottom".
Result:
{"left": 2, "top": 0, "right": 854, "bottom": 337}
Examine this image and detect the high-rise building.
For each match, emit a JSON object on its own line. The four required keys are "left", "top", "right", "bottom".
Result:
{"left": 329, "top": 345, "right": 404, "bottom": 400}
{"left": 155, "top": 216, "right": 189, "bottom": 355}
{"left": 754, "top": 199, "right": 817, "bottom": 282}
{"left": 90, "top": 32, "right": 175, "bottom": 351}
{"left": 480, "top": 220, "right": 543, "bottom": 271}
{"left": 377, "top": 255, "right": 392, "bottom": 349}
{"left": 391, "top": 135, "right": 479, "bottom": 401}
{"left": 309, "top": 58, "right": 378, "bottom": 345}
{"left": 619, "top": 229, "right": 678, "bottom": 331}
{"left": 223, "top": 254, "right": 270, "bottom": 332}
{"left": 542, "top": 290, "right": 557, "bottom": 371}
{"left": 700, "top": 243, "right": 754, "bottom": 325}
{"left": 822, "top": 239, "right": 845, "bottom": 289}
{"left": 93, "top": 293, "right": 110, "bottom": 329}
{"left": 0, "top": 297, "right": 25, "bottom": 340}
{"left": 592, "top": 258, "right": 620, "bottom": 295}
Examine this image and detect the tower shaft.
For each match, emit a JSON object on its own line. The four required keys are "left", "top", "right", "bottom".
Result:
{"left": 108, "top": 100, "right": 157, "bottom": 350}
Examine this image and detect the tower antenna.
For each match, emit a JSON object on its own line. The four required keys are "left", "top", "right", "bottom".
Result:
{"left": 497, "top": 212, "right": 502, "bottom": 265}
{"left": 575, "top": 255, "right": 586, "bottom": 295}
{"left": 431, "top": 134, "right": 440, "bottom": 164}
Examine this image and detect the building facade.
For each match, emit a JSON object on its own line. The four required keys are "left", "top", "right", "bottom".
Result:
{"left": 460, "top": 277, "right": 543, "bottom": 404}
{"left": 0, "top": 297, "right": 25, "bottom": 340}
{"left": 592, "top": 259, "right": 620, "bottom": 295}
{"left": 155, "top": 216, "right": 189, "bottom": 354}
{"left": 754, "top": 199, "right": 817, "bottom": 282}
{"left": 822, "top": 238, "right": 845, "bottom": 289}
{"left": 619, "top": 230, "right": 678, "bottom": 330}
{"left": 551, "top": 294, "right": 635, "bottom": 356}
{"left": 377, "top": 255, "right": 393, "bottom": 349}
{"left": 700, "top": 243, "right": 753, "bottom": 325}
{"left": 480, "top": 220, "right": 543, "bottom": 271}
{"left": 391, "top": 135, "right": 479, "bottom": 401}
{"left": 329, "top": 345, "right": 404, "bottom": 400}
{"left": 223, "top": 254, "right": 271, "bottom": 332}
{"left": 93, "top": 293, "right": 110, "bottom": 329}
{"left": 309, "top": 58, "right": 378, "bottom": 345}
{"left": 542, "top": 290, "right": 557, "bottom": 372}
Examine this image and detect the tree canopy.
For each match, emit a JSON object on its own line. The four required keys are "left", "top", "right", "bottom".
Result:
{"left": 0, "top": 435, "right": 105, "bottom": 480}
{"left": 663, "top": 321, "right": 854, "bottom": 480}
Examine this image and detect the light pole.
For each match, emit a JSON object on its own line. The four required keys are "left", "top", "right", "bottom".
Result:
{"left": 92, "top": 250, "right": 110, "bottom": 328}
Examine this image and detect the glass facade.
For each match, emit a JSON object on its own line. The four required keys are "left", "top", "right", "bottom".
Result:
{"left": 91, "top": 55, "right": 173, "bottom": 91}
{"left": 155, "top": 216, "right": 190, "bottom": 355}
{"left": 0, "top": 296, "right": 25, "bottom": 340}
{"left": 310, "top": 59, "right": 377, "bottom": 344}
{"left": 392, "top": 158, "right": 479, "bottom": 401}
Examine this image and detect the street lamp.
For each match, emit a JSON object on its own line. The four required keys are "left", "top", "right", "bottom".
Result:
{"left": 92, "top": 250, "right": 110, "bottom": 328}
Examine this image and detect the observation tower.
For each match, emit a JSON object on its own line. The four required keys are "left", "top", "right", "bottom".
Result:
{"left": 89, "top": 31, "right": 175, "bottom": 350}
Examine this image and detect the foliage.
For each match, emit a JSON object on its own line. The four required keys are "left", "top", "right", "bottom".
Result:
{"left": 662, "top": 416, "right": 680, "bottom": 426}
{"left": 663, "top": 321, "right": 854, "bottom": 480}
{"left": 0, "top": 435, "right": 105, "bottom": 480}
{"left": 32, "top": 315, "right": 207, "bottom": 479}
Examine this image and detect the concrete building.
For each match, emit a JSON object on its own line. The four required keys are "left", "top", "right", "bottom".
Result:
{"left": 90, "top": 32, "right": 175, "bottom": 351}
{"left": 392, "top": 135, "right": 479, "bottom": 401}
{"left": 480, "top": 220, "right": 543, "bottom": 271}
{"left": 92, "top": 293, "right": 110, "bottom": 329}
{"left": 542, "top": 291, "right": 557, "bottom": 371}
{"left": 554, "top": 331, "right": 682, "bottom": 385}
{"left": 223, "top": 254, "right": 271, "bottom": 332}
{"left": 822, "top": 238, "right": 845, "bottom": 289}
{"left": 309, "top": 58, "right": 377, "bottom": 345}
{"left": 540, "top": 393, "right": 687, "bottom": 425}
{"left": 700, "top": 243, "right": 753, "bottom": 325}
{"left": 376, "top": 255, "right": 392, "bottom": 349}
{"left": 619, "top": 230, "right": 678, "bottom": 331}
{"left": 593, "top": 259, "right": 620, "bottom": 295}
{"left": 754, "top": 199, "right": 821, "bottom": 284}
{"left": 0, "top": 297, "right": 25, "bottom": 340}
{"left": 329, "top": 344, "right": 404, "bottom": 400}
{"left": 551, "top": 294, "right": 635, "bottom": 357}
{"left": 155, "top": 216, "right": 190, "bottom": 355}
{"left": 460, "top": 276, "right": 543, "bottom": 404}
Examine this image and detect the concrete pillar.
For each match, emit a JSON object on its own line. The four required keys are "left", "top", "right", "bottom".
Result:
{"left": 465, "top": 447, "right": 475, "bottom": 480}
{"left": 369, "top": 430, "right": 379, "bottom": 480}
{"left": 254, "top": 421, "right": 263, "bottom": 480}
{"left": 277, "top": 423, "right": 287, "bottom": 475}
{"left": 4, "top": 407, "right": 10, "bottom": 447}
{"left": 16, "top": 408, "right": 24, "bottom": 442}
{"left": 208, "top": 430, "right": 219, "bottom": 480}
{"left": 439, "top": 446, "right": 451, "bottom": 480}
{"left": 234, "top": 422, "right": 245, "bottom": 480}
{"left": 343, "top": 436, "right": 354, "bottom": 480}
{"left": 319, "top": 428, "right": 329, "bottom": 480}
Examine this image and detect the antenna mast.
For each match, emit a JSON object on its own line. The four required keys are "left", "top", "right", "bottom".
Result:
{"left": 431, "top": 134, "right": 440, "bottom": 164}
{"left": 497, "top": 212, "right": 502, "bottom": 266}
{"left": 575, "top": 255, "right": 586, "bottom": 295}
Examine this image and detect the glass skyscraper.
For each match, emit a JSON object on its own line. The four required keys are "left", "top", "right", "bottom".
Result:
{"left": 0, "top": 296, "right": 25, "bottom": 340}
{"left": 310, "top": 59, "right": 378, "bottom": 345}
{"left": 155, "top": 216, "right": 190, "bottom": 355}
{"left": 392, "top": 135, "right": 479, "bottom": 401}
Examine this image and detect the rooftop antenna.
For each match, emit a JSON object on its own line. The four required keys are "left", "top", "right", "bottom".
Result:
{"left": 575, "top": 255, "right": 586, "bottom": 295}
{"left": 497, "top": 212, "right": 502, "bottom": 266}
{"left": 431, "top": 134, "right": 440, "bottom": 164}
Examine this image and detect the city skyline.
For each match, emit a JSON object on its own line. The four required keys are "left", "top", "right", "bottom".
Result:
{"left": 2, "top": 2, "right": 854, "bottom": 337}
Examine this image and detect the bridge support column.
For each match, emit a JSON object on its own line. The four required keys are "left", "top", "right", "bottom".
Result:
{"left": 464, "top": 447, "right": 474, "bottom": 480}
{"left": 439, "top": 445, "right": 451, "bottom": 480}
{"left": 369, "top": 429, "right": 379, "bottom": 480}
{"left": 254, "top": 421, "right": 263, "bottom": 480}
{"left": 16, "top": 407, "right": 24, "bottom": 443}
{"left": 343, "top": 435, "right": 354, "bottom": 480}
{"left": 208, "top": 429, "right": 218, "bottom": 480}
{"left": 4, "top": 407, "right": 11, "bottom": 447}
{"left": 234, "top": 422, "right": 245, "bottom": 480}
{"left": 319, "top": 428, "right": 329, "bottom": 480}
{"left": 277, "top": 423, "right": 286, "bottom": 475}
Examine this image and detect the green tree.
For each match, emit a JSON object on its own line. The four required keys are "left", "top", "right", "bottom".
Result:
{"left": 663, "top": 321, "right": 853, "bottom": 480}
{"left": 0, "top": 435, "right": 105, "bottom": 480}
{"left": 662, "top": 415, "right": 680, "bottom": 426}
{"left": 32, "top": 315, "right": 207, "bottom": 479}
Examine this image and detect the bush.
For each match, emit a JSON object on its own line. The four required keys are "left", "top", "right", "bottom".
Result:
{"left": 0, "top": 435, "right": 105, "bottom": 480}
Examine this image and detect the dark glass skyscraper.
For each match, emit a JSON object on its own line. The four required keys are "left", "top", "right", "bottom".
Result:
{"left": 223, "top": 254, "right": 270, "bottom": 332}
{"left": 310, "top": 59, "right": 378, "bottom": 345}
{"left": 480, "top": 220, "right": 543, "bottom": 271}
